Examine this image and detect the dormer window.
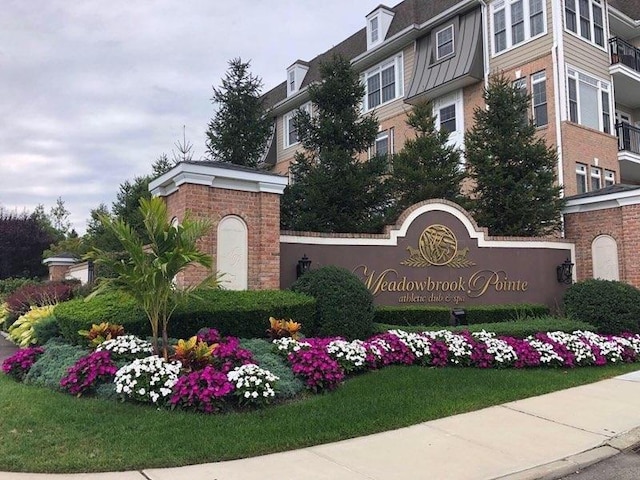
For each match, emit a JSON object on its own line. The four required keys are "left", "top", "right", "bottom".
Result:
{"left": 436, "top": 25, "right": 455, "bottom": 60}
{"left": 366, "top": 5, "right": 394, "bottom": 50}
{"left": 370, "top": 17, "right": 379, "bottom": 43}
{"left": 286, "top": 61, "right": 309, "bottom": 97}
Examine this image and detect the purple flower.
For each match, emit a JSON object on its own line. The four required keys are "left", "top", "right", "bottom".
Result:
{"left": 170, "top": 365, "right": 234, "bottom": 413}
{"left": 2, "top": 346, "right": 44, "bottom": 381}
{"left": 60, "top": 350, "right": 118, "bottom": 396}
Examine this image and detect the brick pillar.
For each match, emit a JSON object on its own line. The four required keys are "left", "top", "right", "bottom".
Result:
{"left": 149, "top": 162, "right": 288, "bottom": 290}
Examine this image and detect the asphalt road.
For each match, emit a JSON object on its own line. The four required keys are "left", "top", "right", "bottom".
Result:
{"left": 560, "top": 450, "right": 640, "bottom": 480}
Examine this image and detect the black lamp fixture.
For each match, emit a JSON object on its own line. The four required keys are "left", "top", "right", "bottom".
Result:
{"left": 296, "top": 254, "right": 312, "bottom": 278}
{"left": 556, "top": 258, "right": 574, "bottom": 284}
{"left": 451, "top": 308, "right": 467, "bottom": 326}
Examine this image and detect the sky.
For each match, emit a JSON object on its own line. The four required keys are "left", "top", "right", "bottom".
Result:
{"left": 0, "top": 0, "right": 385, "bottom": 233}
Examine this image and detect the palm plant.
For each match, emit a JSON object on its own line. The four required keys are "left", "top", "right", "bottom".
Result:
{"left": 87, "top": 197, "right": 218, "bottom": 358}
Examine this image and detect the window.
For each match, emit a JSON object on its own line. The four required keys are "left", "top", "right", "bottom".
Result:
{"left": 370, "top": 17, "right": 379, "bottom": 44}
{"left": 531, "top": 71, "right": 548, "bottom": 126}
{"left": 283, "top": 104, "right": 310, "bottom": 148}
{"left": 605, "top": 169, "right": 615, "bottom": 186}
{"left": 576, "top": 163, "right": 587, "bottom": 194}
{"left": 370, "top": 129, "right": 394, "bottom": 158}
{"left": 363, "top": 54, "right": 403, "bottom": 111}
{"left": 436, "top": 25, "right": 454, "bottom": 59}
{"left": 512, "top": 77, "right": 528, "bottom": 125}
{"left": 565, "top": 0, "right": 604, "bottom": 47}
{"left": 591, "top": 166, "right": 602, "bottom": 190}
{"left": 492, "top": 0, "right": 547, "bottom": 54}
{"left": 288, "top": 70, "right": 296, "bottom": 95}
{"left": 567, "top": 67, "right": 611, "bottom": 132}
{"left": 439, "top": 104, "right": 457, "bottom": 134}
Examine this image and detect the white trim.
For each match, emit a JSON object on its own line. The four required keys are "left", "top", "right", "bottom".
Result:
{"left": 563, "top": 188, "right": 640, "bottom": 213}
{"left": 490, "top": 0, "right": 548, "bottom": 57}
{"left": 563, "top": 0, "right": 607, "bottom": 52}
{"left": 149, "top": 162, "right": 288, "bottom": 197}
{"left": 362, "top": 52, "right": 404, "bottom": 112}
{"left": 282, "top": 202, "right": 574, "bottom": 254}
{"left": 42, "top": 256, "right": 78, "bottom": 266}
{"left": 435, "top": 24, "right": 455, "bottom": 60}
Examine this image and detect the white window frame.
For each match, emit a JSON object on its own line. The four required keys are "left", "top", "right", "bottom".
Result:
{"left": 288, "top": 70, "right": 296, "bottom": 95}
{"left": 576, "top": 163, "right": 587, "bottom": 194}
{"left": 531, "top": 71, "right": 548, "bottom": 127}
{"left": 283, "top": 103, "right": 311, "bottom": 149}
{"left": 369, "top": 128, "right": 395, "bottom": 159}
{"left": 590, "top": 166, "right": 602, "bottom": 190}
{"left": 436, "top": 25, "right": 455, "bottom": 60}
{"left": 362, "top": 53, "right": 404, "bottom": 112}
{"left": 564, "top": 0, "right": 606, "bottom": 50}
{"left": 370, "top": 16, "right": 379, "bottom": 44}
{"left": 566, "top": 66, "right": 611, "bottom": 133}
{"left": 605, "top": 169, "right": 615, "bottom": 186}
{"left": 491, "top": 0, "right": 547, "bottom": 56}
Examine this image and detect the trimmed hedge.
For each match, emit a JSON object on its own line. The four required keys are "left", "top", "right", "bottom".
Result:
{"left": 54, "top": 290, "right": 316, "bottom": 344}
{"left": 564, "top": 279, "right": 640, "bottom": 334}
{"left": 374, "top": 316, "right": 595, "bottom": 338}
{"left": 374, "top": 304, "right": 549, "bottom": 327}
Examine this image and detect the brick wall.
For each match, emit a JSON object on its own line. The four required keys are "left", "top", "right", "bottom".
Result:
{"left": 564, "top": 204, "right": 640, "bottom": 288}
{"left": 164, "top": 184, "right": 281, "bottom": 290}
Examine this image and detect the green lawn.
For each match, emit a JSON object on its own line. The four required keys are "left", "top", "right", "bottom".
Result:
{"left": 1, "top": 363, "right": 638, "bottom": 473}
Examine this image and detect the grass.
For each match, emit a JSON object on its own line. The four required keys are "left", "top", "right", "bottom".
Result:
{"left": 0, "top": 363, "right": 638, "bottom": 473}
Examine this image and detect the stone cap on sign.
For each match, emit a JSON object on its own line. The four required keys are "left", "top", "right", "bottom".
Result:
{"left": 42, "top": 252, "right": 79, "bottom": 266}
{"left": 148, "top": 161, "right": 288, "bottom": 197}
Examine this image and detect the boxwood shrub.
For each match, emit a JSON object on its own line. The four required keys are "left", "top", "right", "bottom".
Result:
{"left": 564, "top": 279, "right": 640, "bottom": 334}
{"left": 55, "top": 289, "right": 316, "bottom": 344}
{"left": 290, "top": 265, "right": 375, "bottom": 340}
{"left": 374, "top": 304, "right": 549, "bottom": 327}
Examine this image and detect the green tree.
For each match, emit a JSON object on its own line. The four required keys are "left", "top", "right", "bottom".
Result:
{"left": 0, "top": 209, "right": 53, "bottom": 279}
{"left": 464, "top": 74, "right": 564, "bottom": 236}
{"left": 205, "top": 58, "right": 272, "bottom": 168}
{"left": 281, "top": 54, "right": 392, "bottom": 233}
{"left": 87, "top": 197, "right": 217, "bottom": 358}
{"left": 389, "top": 100, "right": 467, "bottom": 218}
{"left": 50, "top": 197, "right": 71, "bottom": 237}
{"left": 112, "top": 176, "right": 152, "bottom": 241}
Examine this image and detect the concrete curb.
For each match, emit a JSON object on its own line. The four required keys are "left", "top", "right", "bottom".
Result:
{"left": 494, "top": 426, "right": 640, "bottom": 480}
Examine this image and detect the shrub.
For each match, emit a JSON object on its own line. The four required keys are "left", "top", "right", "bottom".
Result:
{"left": 23, "top": 339, "right": 89, "bottom": 390}
{"left": 8, "top": 305, "right": 56, "bottom": 346}
{"left": 171, "top": 336, "right": 216, "bottom": 371}
{"left": 290, "top": 265, "right": 374, "bottom": 339}
{"left": 5, "top": 281, "right": 75, "bottom": 316}
{"left": 374, "top": 304, "right": 549, "bottom": 327}
{"left": 78, "top": 322, "right": 126, "bottom": 348}
{"left": 32, "top": 315, "right": 61, "bottom": 345}
{"left": 55, "top": 292, "right": 148, "bottom": 344}
{"left": 2, "top": 346, "right": 44, "bottom": 381}
{"left": 55, "top": 290, "right": 315, "bottom": 343}
{"left": 0, "top": 277, "right": 39, "bottom": 299}
{"left": 239, "top": 338, "right": 304, "bottom": 398}
{"left": 374, "top": 316, "right": 596, "bottom": 338}
{"left": 60, "top": 350, "right": 118, "bottom": 396}
{"left": 564, "top": 279, "right": 640, "bottom": 334}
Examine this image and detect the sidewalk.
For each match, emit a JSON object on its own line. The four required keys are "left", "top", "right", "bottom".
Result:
{"left": 1, "top": 333, "right": 639, "bottom": 480}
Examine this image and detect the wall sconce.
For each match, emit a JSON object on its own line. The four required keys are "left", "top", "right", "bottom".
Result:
{"left": 296, "top": 254, "right": 312, "bottom": 278}
{"left": 556, "top": 258, "right": 574, "bottom": 284}
{"left": 451, "top": 308, "right": 466, "bottom": 326}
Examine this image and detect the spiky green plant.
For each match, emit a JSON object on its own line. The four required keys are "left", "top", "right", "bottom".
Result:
{"left": 87, "top": 197, "right": 218, "bottom": 358}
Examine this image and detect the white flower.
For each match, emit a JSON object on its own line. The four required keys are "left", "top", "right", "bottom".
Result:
{"left": 114, "top": 355, "right": 181, "bottom": 404}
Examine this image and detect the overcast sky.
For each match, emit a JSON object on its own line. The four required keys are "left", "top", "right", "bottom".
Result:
{"left": 1, "top": 0, "right": 385, "bottom": 233}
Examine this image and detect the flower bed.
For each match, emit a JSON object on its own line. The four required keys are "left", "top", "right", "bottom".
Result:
{"left": 3, "top": 327, "right": 640, "bottom": 413}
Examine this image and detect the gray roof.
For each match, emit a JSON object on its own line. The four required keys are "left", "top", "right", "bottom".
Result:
{"left": 261, "top": 0, "right": 465, "bottom": 109}
{"left": 609, "top": 0, "right": 640, "bottom": 20}
{"left": 565, "top": 183, "right": 640, "bottom": 200}
{"left": 180, "top": 160, "right": 286, "bottom": 178}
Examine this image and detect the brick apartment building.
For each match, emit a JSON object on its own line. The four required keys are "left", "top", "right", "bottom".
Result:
{"left": 260, "top": 0, "right": 640, "bottom": 198}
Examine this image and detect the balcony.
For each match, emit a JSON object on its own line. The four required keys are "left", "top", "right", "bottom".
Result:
{"left": 615, "top": 122, "right": 640, "bottom": 183}
{"left": 610, "top": 37, "right": 640, "bottom": 109}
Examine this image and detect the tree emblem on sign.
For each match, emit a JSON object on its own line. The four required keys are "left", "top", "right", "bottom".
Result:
{"left": 401, "top": 224, "right": 476, "bottom": 268}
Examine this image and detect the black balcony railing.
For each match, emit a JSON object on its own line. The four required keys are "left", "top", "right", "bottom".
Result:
{"left": 616, "top": 122, "right": 640, "bottom": 154}
{"left": 610, "top": 37, "right": 640, "bottom": 72}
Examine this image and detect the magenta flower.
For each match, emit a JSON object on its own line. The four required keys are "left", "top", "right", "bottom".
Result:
{"left": 60, "top": 350, "right": 118, "bottom": 396}
{"left": 170, "top": 365, "right": 234, "bottom": 413}
{"left": 2, "top": 346, "right": 44, "bottom": 381}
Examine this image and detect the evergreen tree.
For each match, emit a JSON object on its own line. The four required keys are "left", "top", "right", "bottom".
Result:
{"left": 205, "top": 58, "right": 272, "bottom": 168}
{"left": 389, "top": 100, "right": 467, "bottom": 218}
{"left": 281, "top": 54, "right": 392, "bottom": 233}
{"left": 464, "top": 75, "right": 564, "bottom": 236}
{"left": 0, "top": 209, "right": 53, "bottom": 279}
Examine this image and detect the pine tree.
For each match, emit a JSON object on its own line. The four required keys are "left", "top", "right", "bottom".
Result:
{"left": 464, "top": 74, "right": 564, "bottom": 236}
{"left": 389, "top": 100, "right": 467, "bottom": 218}
{"left": 205, "top": 58, "right": 272, "bottom": 168}
{"left": 281, "top": 54, "right": 392, "bottom": 233}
